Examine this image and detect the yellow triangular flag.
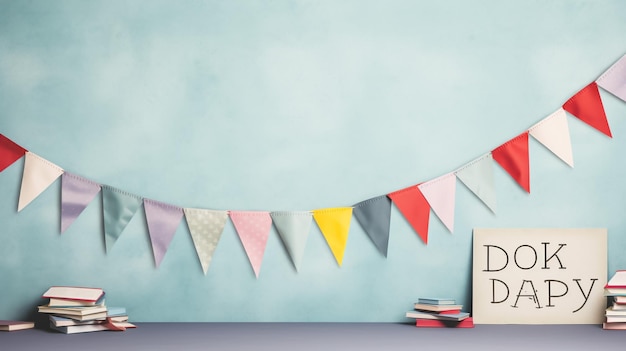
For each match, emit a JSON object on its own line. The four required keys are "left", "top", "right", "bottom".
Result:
{"left": 312, "top": 207, "right": 353, "bottom": 266}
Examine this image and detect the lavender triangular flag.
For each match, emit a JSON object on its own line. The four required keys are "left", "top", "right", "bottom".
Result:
{"left": 144, "top": 199, "right": 184, "bottom": 268}
{"left": 184, "top": 208, "right": 229, "bottom": 275}
{"left": 61, "top": 172, "right": 102, "bottom": 233}
{"left": 270, "top": 211, "right": 312, "bottom": 271}
{"left": 353, "top": 195, "right": 392, "bottom": 257}
{"left": 102, "top": 186, "right": 143, "bottom": 253}
{"left": 597, "top": 54, "right": 626, "bottom": 101}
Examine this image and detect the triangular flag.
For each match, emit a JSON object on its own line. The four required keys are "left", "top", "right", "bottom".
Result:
{"left": 270, "top": 211, "right": 312, "bottom": 271}
{"left": 353, "top": 195, "right": 392, "bottom": 257}
{"left": 61, "top": 172, "right": 101, "bottom": 233}
{"left": 455, "top": 154, "right": 497, "bottom": 213}
{"left": 529, "top": 108, "right": 574, "bottom": 167}
{"left": 418, "top": 173, "right": 457, "bottom": 233}
{"left": 492, "top": 132, "right": 530, "bottom": 193}
{"left": 101, "top": 186, "right": 143, "bottom": 253}
{"left": 388, "top": 185, "right": 430, "bottom": 244}
{"left": 18, "top": 152, "right": 63, "bottom": 211}
{"left": 562, "top": 82, "right": 612, "bottom": 138}
{"left": 0, "top": 134, "right": 27, "bottom": 172}
{"left": 312, "top": 207, "right": 353, "bottom": 267}
{"left": 596, "top": 54, "right": 626, "bottom": 102}
{"left": 144, "top": 199, "right": 184, "bottom": 268}
{"left": 229, "top": 211, "right": 272, "bottom": 278}
{"left": 184, "top": 208, "right": 228, "bottom": 275}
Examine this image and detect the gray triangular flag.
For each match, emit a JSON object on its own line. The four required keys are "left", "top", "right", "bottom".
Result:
{"left": 270, "top": 211, "right": 312, "bottom": 271}
{"left": 455, "top": 154, "right": 497, "bottom": 213}
{"left": 353, "top": 195, "right": 392, "bottom": 257}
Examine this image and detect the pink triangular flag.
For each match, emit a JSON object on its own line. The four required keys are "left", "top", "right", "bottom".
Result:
{"left": 418, "top": 173, "right": 457, "bottom": 233}
{"left": 18, "top": 152, "right": 64, "bottom": 211}
{"left": 229, "top": 211, "right": 272, "bottom": 278}
{"left": 529, "top": 108, "right": 574, "bottom": 167}
{"left": 144, "top": 199, "right": 184, "bottom": 268}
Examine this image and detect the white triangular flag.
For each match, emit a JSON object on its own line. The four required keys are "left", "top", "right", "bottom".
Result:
{"left": 18, "top": 152, "right": 63, "bottom": 211}
{"left": 529, "top": 108, "right": 574, "bottom": 167}
{"left": 418, "top": 173, "right": 456, "bottom": 233}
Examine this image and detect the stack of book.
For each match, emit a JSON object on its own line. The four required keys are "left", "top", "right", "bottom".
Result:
{"left": 38, "top": 286, "right": 135, "bottom": 334}
{"left": 405, "top": 297, "right": 473, "bottom": 328}
{"left": 604, "top": 271, "right": 626, "bottom": 330}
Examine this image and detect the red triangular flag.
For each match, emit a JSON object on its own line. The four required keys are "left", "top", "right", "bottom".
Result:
{"left": 492, "top": 132, "right": 530, "bottom": 193}
{"left": 0, "top": 134, "right": 27, "bottom": 172}
{"left": 388, "top": 185, "right": 430, "bottom": 244}
{"left": 562, "top": 82, "right": 612, "bottom": 138}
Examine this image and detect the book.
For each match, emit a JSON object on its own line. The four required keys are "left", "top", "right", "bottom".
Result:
{"left": 415, "top": 317, "right": 474, "bottom": 328}
{"left": 43, "top": 286, "right": 104, "bottom": 303}
{"left": 48, "top": 294, "right": 105, "bottom": 307}
{"left": 49, "top": 321, "right": 136, "bottom": 334}
{"left": 603, "top": 322, "right": 626, "bottom": 330}
{"left": 416, "top": 297, "right": 456, "bottom": 305}
{"left": 406, "top": 310, "right": 470, "bottom": 321}
{"left": 413, "top": 303, "right": 463, "bottom": 313}
{"left": 605, "top": 306, "right": 626, "bottom": 316}
{"left": 606, "top": 316, "right": 626, "bottom": 323}
{"left": 0, "top": 320, "right": 35, "bottom": 331}
{"left": 614, "top": 296, "right": 626, "bottom": 304}
{"left": 38, "top": 305, "right": 107, "bottom": 316}
{"left": 605, "top": 287, "right": 626, "bottom": 296}
{"left": 606, "top": 270, "right": 626, "bottom": 288}
{"left": 49, "top": 315, "right": 100, "bottom": 327}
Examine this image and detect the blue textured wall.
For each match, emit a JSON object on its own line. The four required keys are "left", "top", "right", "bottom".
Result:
{"left": 1, "top": 0, "right": 625, "bottom": 322}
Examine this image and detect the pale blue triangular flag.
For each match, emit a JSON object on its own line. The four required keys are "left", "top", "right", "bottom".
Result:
{"left": 270, "top": 211, "right": 312, "bottom": 272}
{"left": 455, "top": 154, "right": 496, "bottom": 213}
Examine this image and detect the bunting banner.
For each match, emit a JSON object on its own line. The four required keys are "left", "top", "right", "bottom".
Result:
{"left": 61, "top": 172, "right": 102, "bottom": 233}
{"left": 270, "top": 211, "right": 312, "bottom": 271}
{"left": 144, "top": 199, "right": 184, "bottom": 268}
{"left": 18, "top": 152, "right": 64, "bottom": 212}
{"left": 529, "top": 108, "right": 574, "bottom": 167}
{"left": 183, "top": 208, "right": 228, "bottom": 275}
{"left": 229, "top": 211, "right": 272, "bottom": 278}
{"left": 418, "top": 173, "right": 457, "bottom": 233}
{"left": 596, "top": 54, "right": 626, "bottom": 102}
{"left": 492, "top": 132, "right": 531, "bottom": 193}
{"left": 388, "top": 185, "right": 430, "bottom": 244}
{"left": 0, "top": 134, "right": 27, "bottom": 172}
{"left": 102, "top": 186, "right": 143, "bottom": 253}
{"left": 353, "top": 195, "right": 392, "bottom": 257}
{"left": 312, "top": 207, "right": 353, "bottom": 266}
{"left": 1, "top": 52, "right": 626, "bottom": 278}
{"left": 455, "top": 154, "right": 497, "bottom": 213}
{"left": 562, "top": 82, "right": 612, "bottom": 138}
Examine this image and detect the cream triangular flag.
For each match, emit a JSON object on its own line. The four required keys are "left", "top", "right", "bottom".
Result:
{"left": 18, "top": 152, "right": 63, "bottom": 211}
{"left": 529, "top": 108, "right": 574, "bottom": 167}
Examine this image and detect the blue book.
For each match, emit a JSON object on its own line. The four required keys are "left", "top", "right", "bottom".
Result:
{"left": 417, "top": 297, "right": 456, "bottom": 305}
{"left": 107, "top": 307, "right": 127, "bottom": 317}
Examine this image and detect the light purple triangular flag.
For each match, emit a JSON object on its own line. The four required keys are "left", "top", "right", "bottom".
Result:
{"left": 597, "top": 54, "right": 626, "bottom": 101}
{"left": 61, "top": 172, "right": 102, "bottom": 233}
{"left": 144, "top": 199, "right": 184, "bottom": 268}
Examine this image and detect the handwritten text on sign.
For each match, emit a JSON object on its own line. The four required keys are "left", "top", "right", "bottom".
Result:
{"left": 472, "top": 228, "right": 607, "bottom": 324}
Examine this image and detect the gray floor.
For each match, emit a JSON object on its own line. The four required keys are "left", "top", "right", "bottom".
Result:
{"left": 1, "top": 323, "right": 625, "bottom": 351}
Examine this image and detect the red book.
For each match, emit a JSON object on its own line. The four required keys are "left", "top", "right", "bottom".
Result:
{"left": 415, "top": 317, "right": 474, "bottom": 328}
{"left": 606, "top": 270, "right": 626, "bottom": 288}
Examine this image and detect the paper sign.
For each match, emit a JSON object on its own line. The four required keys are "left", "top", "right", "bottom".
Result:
{"left": 472, "top": 228, "right": 607, "bottom": 324}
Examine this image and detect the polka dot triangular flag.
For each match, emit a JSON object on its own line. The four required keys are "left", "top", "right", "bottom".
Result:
{"left": 230, "top": 211, "right": 272, "bottom": 278}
